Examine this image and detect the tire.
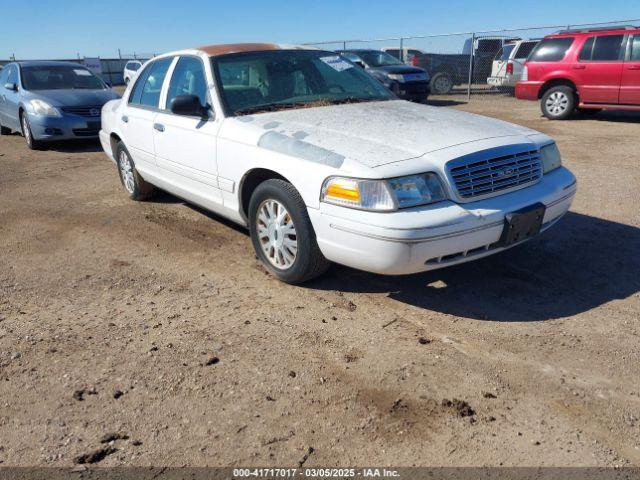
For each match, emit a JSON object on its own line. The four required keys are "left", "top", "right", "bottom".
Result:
{"left": 430, "top": 72, "right": 454, "bottom": 95}
{"left": 115, "top": 142, "right": 156, "bottom": 201}
{"left": 248, "top": 179, "right": 330, "bottom": 284}
{"left": 21, "top": 112, "right": 44, "bottom": 150}
{"left": 541, "top": 86, "right": 576, "bottom": 120}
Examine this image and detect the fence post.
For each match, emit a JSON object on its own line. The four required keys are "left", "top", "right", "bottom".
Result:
{"left": 399, "top": 37, "right": 404, "bottom": 62}
{"left": 467, "top": 32, "right": 475, "bottom": 101}
{"left": 118, "top": 48, "right": 122, "bottom": 59}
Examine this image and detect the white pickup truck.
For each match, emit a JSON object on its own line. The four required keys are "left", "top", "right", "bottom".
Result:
{"left": 100, "top": 43, "right": 576, "bottom": 283}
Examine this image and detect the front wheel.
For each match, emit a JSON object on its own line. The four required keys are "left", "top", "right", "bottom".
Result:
{"left": 541, "top": 86, "right": 576, "bottom": 120}
{"left": 249, "top": 179, "right": 330, "bottom": 284}
{"left": 21, "top": 113, "right": 44, "bottom": 150}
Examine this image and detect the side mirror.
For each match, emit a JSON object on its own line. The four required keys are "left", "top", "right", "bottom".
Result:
{"left": 355, "top": 61, "right": 366, "bottom": 69}
{"left": 170, "top": 95, "right": 209, "bottom": 118}
{"left": 4, "top": 83, "right": 17, "bottom": 91}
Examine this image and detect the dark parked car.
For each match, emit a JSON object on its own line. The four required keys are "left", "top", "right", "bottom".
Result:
{"left": 339, "top": 49, "right": 430, "bottom": 102}
{"left": 0, "top": 61, "right": 120, "bottom": 149}
{"left": 411, "top": 36, "right": 520, "bottom": 94}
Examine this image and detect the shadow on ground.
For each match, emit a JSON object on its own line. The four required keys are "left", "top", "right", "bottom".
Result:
{"left": 308, "top": 212, "right": 640, "bottom": 322}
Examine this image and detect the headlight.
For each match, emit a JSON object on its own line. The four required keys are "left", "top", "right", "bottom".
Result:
{"left": 30, "top": 99, "right": 61, "bottom": 117}
{"left": 321, "top": 173, "right": 446, "bottom": 211}
{"left": 387, "top": 74, "right": 405, "bottom": 82}
{"left": 540, "top": 143, "right": 562, "bottom": 174}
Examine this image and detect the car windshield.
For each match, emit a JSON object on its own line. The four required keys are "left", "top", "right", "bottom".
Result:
{"left": 21, "top": 65, "right": 106, "bottom": 90}
{"left": 213, "top": 50, "right": 394, "bottom": 115}
{"left": 357, "top": 51, "right": 404, "bottom": 67}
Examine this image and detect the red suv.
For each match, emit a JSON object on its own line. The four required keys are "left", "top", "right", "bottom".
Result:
{"left": 516, "top": 26, "right": 640, "bottom": 119}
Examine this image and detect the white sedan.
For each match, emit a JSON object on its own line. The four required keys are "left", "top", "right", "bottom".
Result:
{"left": 99, "top": 43, "right": 576, "bottom": 284}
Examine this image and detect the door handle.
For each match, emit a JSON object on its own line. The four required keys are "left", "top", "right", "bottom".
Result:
{"left": 573, "top": 65, "right": 586, "bottom": 70}
{"left": 153, "top": 123, "right": 165, "bottom": 132}
{"left": 628, "top": 65, "right": 640, "bottom": 70}
{"left": 121, "top": 115, "right": 129, "bottom": 123}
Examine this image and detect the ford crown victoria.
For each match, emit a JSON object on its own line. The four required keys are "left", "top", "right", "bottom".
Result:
{"left": 99, "top": 43, "right": 577, "bottom": 283}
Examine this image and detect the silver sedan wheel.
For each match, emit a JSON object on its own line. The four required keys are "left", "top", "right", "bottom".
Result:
{"left": 545, "top": 91, "right": 569, "bottom": 116}
{"left": 118, "top": 150, "right": 135, "bottom": 194}
{"left": 256, "top": 199, "right": 298, "bottom": 270}
{"left": 22, "top": 115, "right": 31, "bottom": 145}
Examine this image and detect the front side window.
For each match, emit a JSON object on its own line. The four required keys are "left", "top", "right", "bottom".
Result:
{"left": 579, "top": 37, "right": 595, "bottom": 61}
{"left": 129, "top": 57, "right": 173, "bottom": 108}
{"left": 165, "top": 57, "right": 208, "bottom": 110}
{"left": 529, "top": 37, "right": 574, "bottom": 62}
{"left": 213, "top": 50, "right": 393, "bottom": 116}
{"left": 21, "top": 65, "right": 104, "bottom": 90}
{"left": 631, "top": 35, "right": 640, "bottom": 61}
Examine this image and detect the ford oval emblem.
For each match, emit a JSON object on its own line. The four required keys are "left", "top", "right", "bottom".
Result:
{"left": 497, "top": 167, "right": 515, "bottom": 178}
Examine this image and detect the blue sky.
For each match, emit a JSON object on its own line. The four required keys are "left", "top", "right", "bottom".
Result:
{"left": 1, "top": 0, "right": 638, "bottom": 59}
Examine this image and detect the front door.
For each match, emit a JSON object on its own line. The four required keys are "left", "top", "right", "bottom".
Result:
{"left": 574, "top": 34, "right": 625, "bottom": 104}
{"left": 620, "top": 34, "right": 640, "bottom": 105}
{"left": 152, "top": 56, "right": 222, "bottom": 206}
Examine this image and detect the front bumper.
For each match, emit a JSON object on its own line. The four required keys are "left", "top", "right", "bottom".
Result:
{"left": 390, "top": 81, "right": 430, "bottom": 101}
{"left": 515, "top": 81, "right": 543, "bottom": 101}
{"left": 28, "top": 112, "right": 101, "bottom": 141}
{"left": 309, "top": 167, "right": 576, "bottom": 275}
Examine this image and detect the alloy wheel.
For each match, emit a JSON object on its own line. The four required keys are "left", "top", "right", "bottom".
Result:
{"left": 119, "top": 150, "right": 136, "bottom": 194}
{"left": 256, "top": 199, "right": 298, "bottom": 270}
{"left": 545, "top": 92, "right": 569, "bottom": 116}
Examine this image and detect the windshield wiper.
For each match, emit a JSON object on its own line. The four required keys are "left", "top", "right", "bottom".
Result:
{"left": 235, "top": 98, "right": 379, "bottom": 116}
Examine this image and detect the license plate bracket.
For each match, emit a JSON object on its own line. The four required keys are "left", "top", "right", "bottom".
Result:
{"left": 495, "top": 203, "right": 546, "bottom": 248}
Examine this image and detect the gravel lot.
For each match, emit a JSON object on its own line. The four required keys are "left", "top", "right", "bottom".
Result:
{"left": 0, "top": 95, "right": 639, "bottom": 468}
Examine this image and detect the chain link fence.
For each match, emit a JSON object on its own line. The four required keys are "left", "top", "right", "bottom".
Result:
{"left": 305, "top": 18, "right": 640, "bottom": 101}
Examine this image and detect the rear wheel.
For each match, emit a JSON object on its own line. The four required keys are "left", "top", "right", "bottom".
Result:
{"left": 116, "top": 142, "right": 156, "bottom": 200}
{"left": 21, "top": 112, "right": 44, "bottom": 150}
{"left": 248, "top": 179, "right": 330, "bottom": 284}
{"left": 430, "top": 72, "right": 454, "bottom": 95}
{"left": 541, "top": 86, "right": 576, "bottom": 120}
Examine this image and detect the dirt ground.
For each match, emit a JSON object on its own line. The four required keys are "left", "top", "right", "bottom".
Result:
{"left": 0, "top": 95, "right": 639, "bottom": 468}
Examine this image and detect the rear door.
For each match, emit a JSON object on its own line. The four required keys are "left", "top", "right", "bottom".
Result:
{"left": 152, "top": 55, "right": 223, "bottom": 206}
{"left": 575, "top": 34, "right": 625, "bottom": 104}
{"left": 620, "top": 34, "right": 640, "bottom": 105}
{"left": 123, "top": 57, "right": 173, "bottom": 173}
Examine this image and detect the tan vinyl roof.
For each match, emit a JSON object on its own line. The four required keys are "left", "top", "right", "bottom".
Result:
{"left": 197, "top": 43, "right": 281, "bottom": 56}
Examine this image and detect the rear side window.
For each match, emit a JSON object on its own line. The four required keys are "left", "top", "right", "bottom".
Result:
{"left": 514, "top": 41, "right": 537, "bottom": 59}
{"left": 129, "top": 57, "right": 173, "bottom": 108}
{"left": 580, "top": 35, "right": 624, "bottom": 61}
{"left": 631, "top": 36, "right": 640, "bottom": 61}
{"left": 592, "top": 35, "right": 624, "bottom": 61}
{"left": 126, "top": 62, "right": 141, "bottom": 71}
{"left": 529, "top": 38, "right": 574, "bottom": 62}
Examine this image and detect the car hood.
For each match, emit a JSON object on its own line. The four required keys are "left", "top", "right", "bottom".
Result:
{"left": 368, "top": 65, "right": 428, "bottom": 75}
{"left": 26, "top": 89, "right": 120, "bottom": 107}
{"left": 230, "top": 100, "right": 540, "bottom": 170}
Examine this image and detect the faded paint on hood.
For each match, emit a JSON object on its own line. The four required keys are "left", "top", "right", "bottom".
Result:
{"left": 232, "top": 100, "right": 538, "bottom": 169}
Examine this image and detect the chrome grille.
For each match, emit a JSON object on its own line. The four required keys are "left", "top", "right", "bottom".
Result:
{"left": 61, "top": 106, "right": 102, "bottom": 117}
{"left": 448, "top": 147, "right": 542, "bottom": 199}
